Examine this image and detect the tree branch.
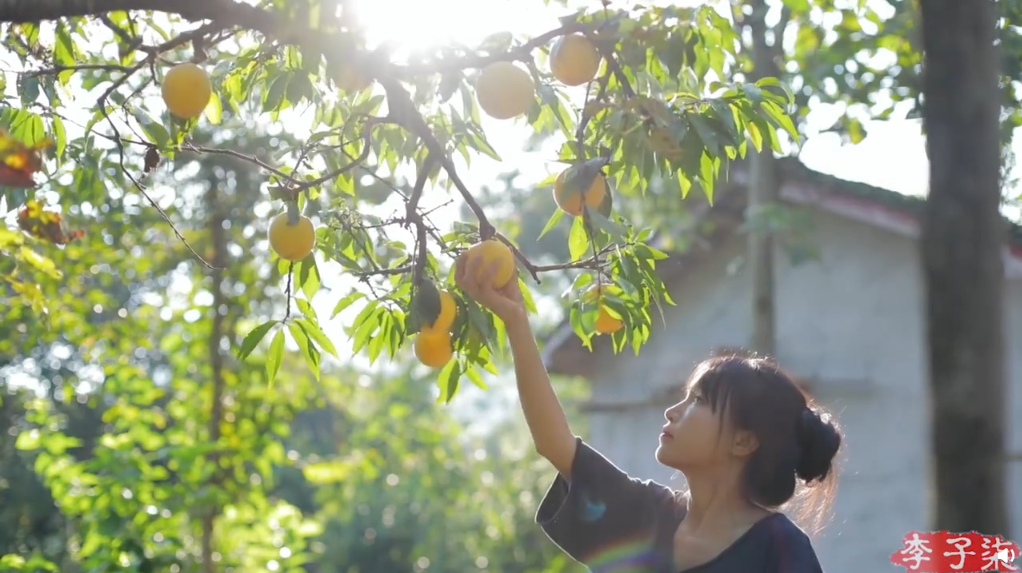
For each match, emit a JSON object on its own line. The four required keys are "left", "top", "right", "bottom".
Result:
{"left": 201, "top": 147, "right": 228, "bottom": 573}
{"left": 399, "top": 22, "right": 585, "bottom": 76}
{"left": 374, "top": 74, "right": 495, "bottom": 240}
{"left": 292, "top": 116, "right": 387, "bottom": 191}
{"left": 2, "top": 0, "right": 630, "bottom": 283}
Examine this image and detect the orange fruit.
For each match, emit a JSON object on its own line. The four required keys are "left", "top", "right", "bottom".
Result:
{"left": 475, "top": 62, "right": 535, "bottom": 120}
{"left": 414, "top": 329, "right": 453, "bottom": 368}
{"left": 161, "top": 63, "right": 212, "bottom": 120}
{"left": 464, "top": 240, "right": 516, "bottom": 289}
{"left": 594, "top": 306, "right": 624, "bottom": 335}
{"left": 554, "top": 168, "right": 607, "bottom": 217}
{"left": 431, "top": 290, "right": 457, "bottom": 331}
{"left": 550, "top": 34, "right": 601, "bottom": 87}
{"left": 268, "top": 212, "right": 316, "bottom": 261}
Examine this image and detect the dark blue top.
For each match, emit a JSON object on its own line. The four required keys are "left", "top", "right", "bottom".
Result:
{"left": 536, "top": 438, "right": 825, "bottom": 573}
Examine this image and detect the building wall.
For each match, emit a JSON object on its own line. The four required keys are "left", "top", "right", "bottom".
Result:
{"left": 579, "top": 208, "right": 1022, "bottom": 573}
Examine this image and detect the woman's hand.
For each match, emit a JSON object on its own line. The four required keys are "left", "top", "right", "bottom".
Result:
{"left": 455, "top": 251, "right": 527, "bottom": 327}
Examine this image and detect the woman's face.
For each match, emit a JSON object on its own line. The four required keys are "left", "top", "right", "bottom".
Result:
{"left": 655, "top": 384, "right": 734, "bottom": 470}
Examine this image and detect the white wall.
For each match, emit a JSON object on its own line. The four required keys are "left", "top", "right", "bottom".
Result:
{"left": 580, "top": 209, "right": 1022, "bottom": 573}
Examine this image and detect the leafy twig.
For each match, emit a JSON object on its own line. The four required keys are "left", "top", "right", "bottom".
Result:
{"left": 94, "top": 35, "right": 218, "bottom": 268}
{"left": 293, "top": 116, "right": 389, "bottom": 191}
{"left": 586, "top": 32, "right": 635, "bottom": 98}
{"left": 23, "top": 63, "right": 135, "bottom": 76}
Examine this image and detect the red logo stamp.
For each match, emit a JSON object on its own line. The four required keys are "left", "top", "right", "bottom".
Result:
{"left": 889, "top": 531, "right": 1020, "bottom": 572}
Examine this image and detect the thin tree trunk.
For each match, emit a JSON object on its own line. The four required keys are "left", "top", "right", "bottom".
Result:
{"left": 919, "top": 0, "right": 1008, "bottom": 534}
{"left": 746, "top": 0, "right": 784, "bottom": 356}
{"left": 201, "top": 180, "right": 227, "bottom": 572}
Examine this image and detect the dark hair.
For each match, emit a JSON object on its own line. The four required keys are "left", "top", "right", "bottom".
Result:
{"left": 687, "top": 354, "right": 842, "bottom": 534}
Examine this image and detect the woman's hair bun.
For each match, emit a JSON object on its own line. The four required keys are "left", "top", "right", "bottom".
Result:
{"left": 795, "top": 408, "right": 841, "bottom": 484}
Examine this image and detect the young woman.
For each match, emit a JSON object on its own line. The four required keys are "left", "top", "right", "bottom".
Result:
{"left": 455, "top": 254, "right": 843, "bottom": 573}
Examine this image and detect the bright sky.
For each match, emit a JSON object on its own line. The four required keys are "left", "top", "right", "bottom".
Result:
{"left": 4, "top": 0, "right": 1017, "bottom": 412}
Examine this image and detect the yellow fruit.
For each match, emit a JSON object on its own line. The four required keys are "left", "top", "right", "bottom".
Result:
{"left": 649, "top": 127, "right": 684, "bottom": 161}
{"left": 268, "top": 212, "right": 317, "bottom": 261}
{"left": 554, "top": 168, "right": 607, "bottom": 217}
{"left": 594, "top": 306, "right": 624, "bottom": 335}
{"left": 464, "top": 240, "right": 516, "bottom": 289}
{"left": 431, "top": 290, "right": 457, "bottom": 331}
{"left": 550, "top": 33, "right": 601, "bottom": 87}
{"left": 414, "top": 329, "right": 453, "bottom": 368}
{"left": 335, "top": 66, "right": 372, "bottom": 93}
{"left": 161, "top": 63, "right": 212, "bottom": 120}
{"left": 475, "top": 62, "right": 535, "bottom": 120}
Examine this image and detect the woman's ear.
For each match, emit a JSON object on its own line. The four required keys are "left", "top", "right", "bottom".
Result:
{"left": 730, "top": 430, "right": 759, "bottom": 458}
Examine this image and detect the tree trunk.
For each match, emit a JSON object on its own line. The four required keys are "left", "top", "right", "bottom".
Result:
{"left": 745, "top": 0, "right": 783, "bottom": 356}
{"left": 201, "top": 177, "right": 227, "bottom": 573}
{"left": 919, "top": 0, "right": 1008, "bottom": 534}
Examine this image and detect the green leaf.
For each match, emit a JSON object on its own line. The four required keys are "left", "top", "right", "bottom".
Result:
{"left": 130, "top": 107, "right": 170, "bottom": 148}
{"left": 438, "top": 360, "right": 462, "bottom": 403}
{"left": 745, "top": 117, "right": 764, "bottom": 153}
{"left": 332, "top": 291, "right": 364, "bottom": 319}
{"left": 412, "top": 281, "right": 442, "bottom": 330}
{"left": 263, "top": 73, "right": 289, "bottom": 112}
{"left": 238, "top": 320, "right": 277, "bottom": 359}
{"left": 10, "top": 111, "right": 46, "bottom": 147}
{"left": 464, "top": 365, "right": 488, "bottom": 390}
{"left": 15, "top": 429, "right": 40, "bottom": 450}
{"left": 742, "top": 83, "right": 763, "bottom": 104}
{"left": 568, "top": 216, "right": 588, "bottom": 262}
{"left": 295, "top": 317, "right": 338, "bottom": 357}
{"left": 266, "top": 328, "right": 285, "bottom": 384}
{"left": 537, "top": 207, "right": 565, "bottom": 240}
{"left": 50, "top": 116, "right": 67, "bottom": 158}
{"left": 297, "top": 255, "right": 321, "bottom": 299}
{"left": 54, "top": 23, "right": 77, "bottom": 86}
{"left": 584, "top": 207, "right": 626, "bottom": 240}
{"left": 18, "top": 75, "right": 39, "bottom": 107}
{"left": 20, "top": 246, "right": 61, "bottom": 279}
{"left": 205, "top": 92, "right": 223, "bottom": 125}
{"left": 760, "top": 101, "right": 800, "bottom": 144}
{"left": 288, "top": 321, "right": 321, "bottom": 380}
{"left": 755, "top": 76, "right": 796, "bottom": 106}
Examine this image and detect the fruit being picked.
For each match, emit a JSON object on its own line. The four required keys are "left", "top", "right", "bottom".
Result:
{"left": 464, "top": 239, "right": 516, "bottom": 289}
{"left": 554, "top": 165, "right": 607, "bottom": 217}
{"left": 268, "top": 211, "right": 317, "bottom": 261}
{"left": 414, "top": 329, "right": 454, "bottom": 369}
{"left": 161, "top": 63, "right": 212, "bottom": 120}
{"left": 549, "top": 33, "right": 601, "bottom": 87}
{"left": 475, "top": 61, "right": 535, "bottom": 120}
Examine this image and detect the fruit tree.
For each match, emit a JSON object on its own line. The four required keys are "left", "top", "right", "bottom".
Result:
{"left": 0, "top": 0, "right": 799, "bottom": 399}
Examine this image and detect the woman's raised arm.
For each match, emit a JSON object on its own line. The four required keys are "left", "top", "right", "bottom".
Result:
{"left": 454, "top": 252, "right": 576, "bottom": 475}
